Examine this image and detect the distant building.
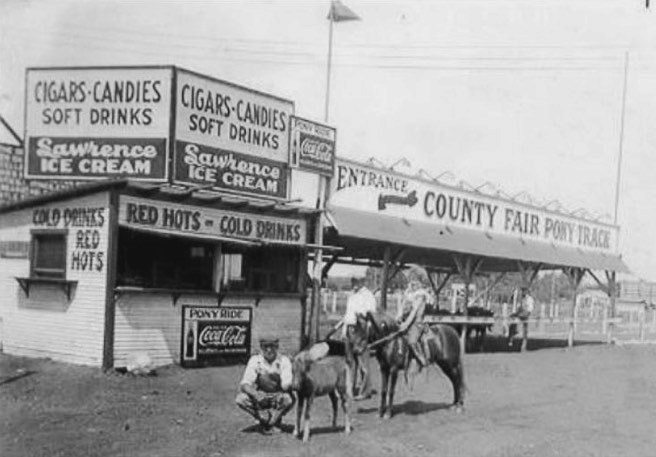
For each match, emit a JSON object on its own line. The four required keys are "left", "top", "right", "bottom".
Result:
{"left": 0, "top": 144, "right": 79, "bottom": 205}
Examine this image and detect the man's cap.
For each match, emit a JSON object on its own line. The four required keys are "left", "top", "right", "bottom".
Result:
{"left": 259, "top": 337, "right": 279, "bottom": 347}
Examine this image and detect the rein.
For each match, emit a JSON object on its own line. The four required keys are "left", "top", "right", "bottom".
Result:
{"left": 367, "top": 329, "right": 404, "bottom": 349}
{"left": 364, "top": 313, "right": 405, "bottom": 349}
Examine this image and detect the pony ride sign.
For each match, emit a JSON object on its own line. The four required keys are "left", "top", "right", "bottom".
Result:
{"left": 181, "top": 305, "right": 252, "bottom": 367}
{"left": 25, "top": 66, "right": 173, "bottom": 181}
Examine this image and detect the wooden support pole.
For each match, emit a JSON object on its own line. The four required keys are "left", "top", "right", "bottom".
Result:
{"left": 564, "top": 267, "right": 585, "bottom": 348}
{"left": 381, "top": 245, "right": 391, "bottom": 311}
{"left": 453, "top": 254, "right": 483, "bottom": 356}
{"left": 426, "top": 270, "right": 453, "bottom": 310}
{"left": 605, "top": 270, "right": 617, "bottom": 344}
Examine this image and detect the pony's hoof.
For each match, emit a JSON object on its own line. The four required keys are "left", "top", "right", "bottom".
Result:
{"left": 452, "top": 404, "right": 464, "bottom": 414}
{"left": 383, "top": 412, "right": 392, "bottom": 420}
{"left": 345, "top": 427, "right": 352, "bottom": 435}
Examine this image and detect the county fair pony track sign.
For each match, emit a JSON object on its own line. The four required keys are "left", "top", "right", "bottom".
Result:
{"left": 181, "top": 305, "right": 252, "bottom": 367}
{"left": 24, "top": 66, "right": 295, "bottom": 200}
{"left": 330, "top": 158, "right": 620, "bottom": 255}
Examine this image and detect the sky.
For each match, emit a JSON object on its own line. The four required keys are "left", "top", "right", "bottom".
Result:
{"left": 1, "top": 0, "right": 655, "bottom": 280}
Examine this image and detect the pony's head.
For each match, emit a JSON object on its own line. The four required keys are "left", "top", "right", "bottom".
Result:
{"left": 291, "top": 350, "right": 312, "bottom": 391}
{"left": 350, "top": 311, "right": 398, "bottom": 353}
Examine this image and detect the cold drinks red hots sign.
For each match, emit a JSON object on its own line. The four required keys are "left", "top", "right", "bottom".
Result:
{"left": 181, "top": 306, "right": 252, "bottom": 367}
{"left": 25, "top": 67, "right": 173, "bottom": 181}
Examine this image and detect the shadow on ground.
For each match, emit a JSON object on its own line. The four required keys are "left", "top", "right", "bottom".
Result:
{"left": 358, "top": 400, "right": 451, "bottom": 416}
{"left": 472, "top": 334, "right": 604, "bottom": 354}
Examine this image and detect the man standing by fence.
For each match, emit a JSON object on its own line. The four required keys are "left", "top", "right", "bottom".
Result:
{"left": 327, "top": 277, "right": 377, "bottom": 400}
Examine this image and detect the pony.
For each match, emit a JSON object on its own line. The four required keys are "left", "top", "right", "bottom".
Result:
{"left": 351, "top": 311, "right": 465, "bottom": 419}
{"left": 291, "top": 351, "right": 353, "bottom": 442}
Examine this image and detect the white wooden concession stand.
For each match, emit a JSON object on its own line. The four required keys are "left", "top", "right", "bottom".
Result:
{"left": 0, "top": 180, "right": 321, "bottom": 368}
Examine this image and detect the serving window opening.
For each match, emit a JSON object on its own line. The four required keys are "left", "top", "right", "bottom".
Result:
{"left": 116, "top": 228, "right": 301, "bottom": 294}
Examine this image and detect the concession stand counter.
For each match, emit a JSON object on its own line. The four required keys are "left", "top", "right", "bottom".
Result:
{"left": 0, "top": 180, "right": 320, "bottom": 369}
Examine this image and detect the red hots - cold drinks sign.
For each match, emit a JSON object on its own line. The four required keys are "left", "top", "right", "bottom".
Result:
{"left": 181, "top": 306, "right": 252, "bottom": 367}
{"left": 24, "top": 67, "right": 297, "bottom": 199}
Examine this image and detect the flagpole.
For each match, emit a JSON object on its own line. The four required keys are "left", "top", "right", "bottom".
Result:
{"left": 614, "top": 51, "right": 629, "bottom": 227}
{"left": 324, "top": 12, "right": 335, "bottom": 122}
{"left": 311, "top": 8, "right": 335, "bottom": 344}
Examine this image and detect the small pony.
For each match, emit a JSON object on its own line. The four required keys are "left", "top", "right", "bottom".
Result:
{"left": 290, "top": 350, "right": 353, "bottom": 442}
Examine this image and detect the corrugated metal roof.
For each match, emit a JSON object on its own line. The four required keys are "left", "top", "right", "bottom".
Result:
{"left": 327, "top": 205, "right": 629, "bottom": 273}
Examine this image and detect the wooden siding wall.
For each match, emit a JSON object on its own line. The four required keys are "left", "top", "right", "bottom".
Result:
{"left": 113, "top": 294, "right": 303, "bottom": 368}
{"left": 0, "top": 192, "right": 110, "bottom": 366}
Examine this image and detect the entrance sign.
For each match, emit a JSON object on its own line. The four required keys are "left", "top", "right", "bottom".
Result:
{"left": 330, "top": 158, "right": 620, "bottom": 254}
{"left": 181, "top": 305, "right": 252, "bottom": 367}
{"left": 119, "top": 196, "right": 307, "bottom": 245}
{"left": 289, "top": 116, "right": 336, "bottom": 177}
{"left": 173, "top": 69, "right": 294, "bottom": 198}
{"left": 25, "top": 67, "right": 173, "bottom": 181}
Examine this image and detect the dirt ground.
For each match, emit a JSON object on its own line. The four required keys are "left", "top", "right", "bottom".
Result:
{"left": 2, "top": 336, "right": 656, "bottom": 457}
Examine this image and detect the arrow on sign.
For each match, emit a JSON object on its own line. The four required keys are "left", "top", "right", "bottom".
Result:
{"left": 378, "top": 190, "right": 418, "bottom": 210}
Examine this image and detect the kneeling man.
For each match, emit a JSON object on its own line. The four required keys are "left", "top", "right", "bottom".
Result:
{"left": 235, "top": 337, "right": 295, "bottom": 432}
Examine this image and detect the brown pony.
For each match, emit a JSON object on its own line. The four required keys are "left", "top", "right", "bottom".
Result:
{"left": 351, "top": 311, "right": 465, "bottom": 419}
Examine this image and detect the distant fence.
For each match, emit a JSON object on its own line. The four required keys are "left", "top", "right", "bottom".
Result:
{"left": 318, "top": 289, "right": 656, "bottom": 343}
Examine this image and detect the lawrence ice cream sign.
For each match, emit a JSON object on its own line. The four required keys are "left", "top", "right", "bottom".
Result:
{"left": 173, "top": 69, "right": 294, "bottom": 199}
{"left": 25, "top": 67, "right": 173, "bottom": 181}
{"left": 330, "top": 158, "right": 620, "bottom": 254}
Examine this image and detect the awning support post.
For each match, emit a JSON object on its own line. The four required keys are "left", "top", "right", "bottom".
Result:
{"left": 453, "top": 254, "right": 483, "bottom": 356}
{"left": 298, "top": 249, "right": 310, "bottom": 350}
{"left": 426, "top": 269, "right": 453, "bottom": 310}
{"left": 381, "top": 246, "right": 391, "bottom": 311}
{"left": 321, "top": 253, "right": 339, "bottom": 286}
{"left": 563, "top": 267, "right": 586, "bottom": 348}
{"left": 516, "top": 261, "right": 541, "bottom": 352}
{"left": 605, "top": 270, "right": 617, "bottom": 344}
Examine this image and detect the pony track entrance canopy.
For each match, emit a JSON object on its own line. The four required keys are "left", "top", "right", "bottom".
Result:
{"left": 324, "top": 157, "right": 629, "bottom": 274}
{"left": 325, "top": 204, "right": 629, "bottom": 273}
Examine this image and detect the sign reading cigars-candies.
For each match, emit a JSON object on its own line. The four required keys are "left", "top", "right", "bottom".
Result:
{"left": 330, "top": 158, "right": 620, "bottom": 254}
{"left": 181, "top": 306, "right": 252, "bottom": 367}
{"left": 25, "top": 67, "right": 173, "bottom": 180}
{"left": 174, "top": 69, "right": 294, "bottom": 199}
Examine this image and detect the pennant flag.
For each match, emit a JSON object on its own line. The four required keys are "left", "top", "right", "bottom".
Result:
{"left": 328, "top": 0, "right": 361, "bottom": 22}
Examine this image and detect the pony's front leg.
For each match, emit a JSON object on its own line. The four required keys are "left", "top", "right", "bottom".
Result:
{"left": 384, "top": 369, "right": 399, "bottom": 420}
{"left": 294, "top": 395, "right": 304, "bottom": 438}
{"left": 379, "top": 367, "right": 389, "bottom": 418}
{"left": 329, "top": 391, "right": 338, "bottom": 428}
{"left": 302, "top": 396, "right": 314, "bottom": 443}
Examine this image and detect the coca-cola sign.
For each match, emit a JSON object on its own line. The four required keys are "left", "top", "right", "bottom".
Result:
{"left": 289, "top": 116, "right": 335, "bottom": 177}
{"left": 181, "top": 305, "right": 252, "bottom": 367}
{"left": 199, "top": 324, "right": 248, "bottom": 348}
